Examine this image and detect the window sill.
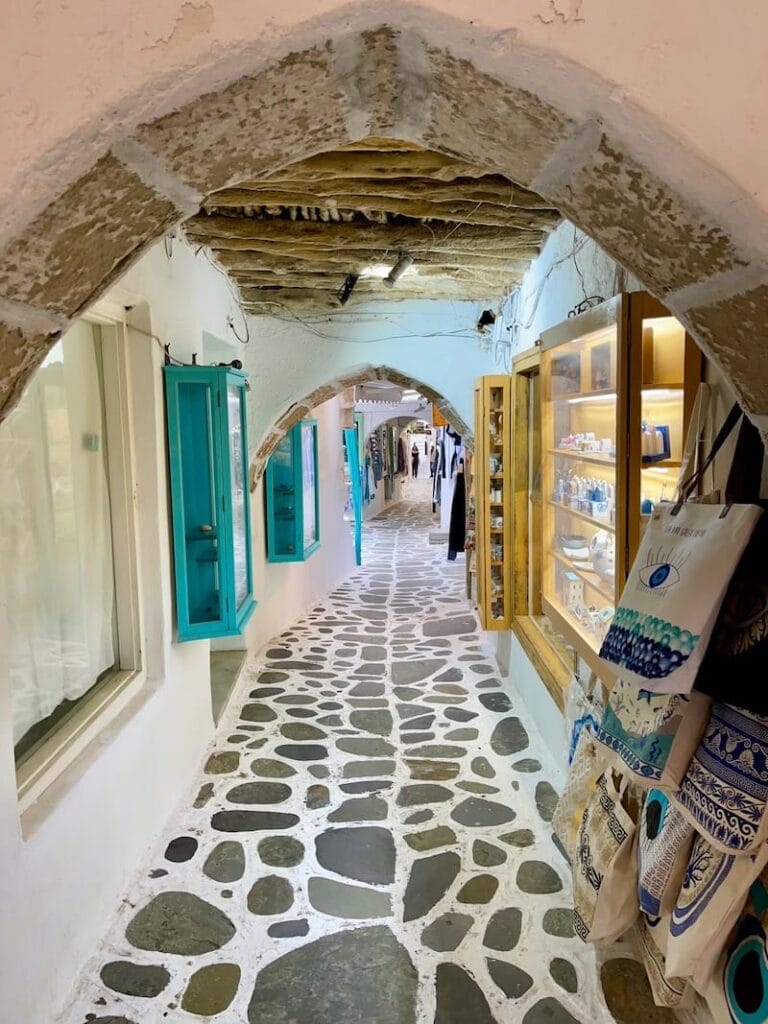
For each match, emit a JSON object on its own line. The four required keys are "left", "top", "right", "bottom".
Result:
{"left": 511, "top": 616, "right": 574, "bottom": 713}
{"left": 17, "top": 668, "right": 145, "bottom": 822}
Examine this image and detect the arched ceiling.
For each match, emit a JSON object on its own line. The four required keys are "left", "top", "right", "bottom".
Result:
{"left": 185, "top": 139, "right": 559, "bottom": 310}
{"left": 0, "top": 25, "right": 767, "bottom": 428}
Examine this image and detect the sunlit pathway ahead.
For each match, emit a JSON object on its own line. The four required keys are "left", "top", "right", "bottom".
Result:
{"left": 62, "top": 499, "right": 619, "bottom": 1024}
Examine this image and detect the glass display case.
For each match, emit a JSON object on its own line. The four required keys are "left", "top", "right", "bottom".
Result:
{"left": 265, "top": 419, "right": 320, "bottom": 562}
{"left": 540, "top": 294, "right": 700, "bottom": 677}
{"left": 474, "top": 375, "right": 512, "bottom": 629}
{"left": 164, "top": 365, "right": 256, "bottom": 641}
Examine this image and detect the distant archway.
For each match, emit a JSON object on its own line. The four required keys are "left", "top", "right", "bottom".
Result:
{"left": 250, "top": 363, "right": 467, "bottom": 486}
{"left": 0, "top": 22, "right": 766, "bottom": 427}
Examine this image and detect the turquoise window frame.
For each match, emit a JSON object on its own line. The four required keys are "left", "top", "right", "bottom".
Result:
{"left": 265, "top": 419, "right": 320, "bottom": 562}
{"left": 164, "top": 365, "right": 256, "bottom": 641}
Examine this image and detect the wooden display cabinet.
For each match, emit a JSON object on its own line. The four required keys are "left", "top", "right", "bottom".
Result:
{"left": 474, "top": 375, "right": 513, "bottom": 629}
{"left": 540, "top": 293, "right": 700, "bottom": 678}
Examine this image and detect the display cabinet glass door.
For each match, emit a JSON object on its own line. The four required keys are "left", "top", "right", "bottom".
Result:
{"left": 541, "top": 299, "right": 623, "bottom": 665}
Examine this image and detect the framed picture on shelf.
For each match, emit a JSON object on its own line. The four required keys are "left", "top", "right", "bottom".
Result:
{"left": 551, "top": 352, "right": 581, "bottom": 396}
{"left": 590, "top": 340, "right": 612, "bottom": 391}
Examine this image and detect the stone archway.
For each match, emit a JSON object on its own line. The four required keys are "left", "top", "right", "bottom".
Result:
{"left": 250, "top": 362, "right": 469, "bottom": 486}
{"left": 0, "top": 23, "right": 766, "bottom": 425}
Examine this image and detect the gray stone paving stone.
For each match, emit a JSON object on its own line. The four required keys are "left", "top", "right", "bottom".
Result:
{"left": 308, "top": 877, "right": 392, "bottom": 919}
{"left": 457, "top": 874, "right": 499, "bottom": 904}
{"left": 100, "top": 961, "right": 170, "bottom": 998}
{"left": 126, "top": 892, "right": 236, "bottom": 954}
{"left": 181, "top": 963, "right": 241, "bottom": 1015}
{"left": 490, "top": 717, "right": 530, "bottom": 756}
{"left": 543, "top": 908, "right": 575, "bottom": 938}
{"left": 203, "top": 841, "right": 245, "bottom": 882}
{"left": 247, "top": 926, "right": 416, "bottom": 1023}
{"left": 247, "top": 875, "right": 294, "bottom": 915}
{"left": 550, "top": 957, "right": 578, "bottom": 993}
{"left": 258, "top": 836, "right": 305, "bottom": 868}
{"left": 484, "top": 907, "right": 522, "bottom": 951}
{"left": 536, "top": 781, "right": 559, "bottom": 823}
{"left": 517, "top": 861, "right": 563, "bottom": 894}
{"left": 212, "top": 811, "right": 300, "bottom": 832}
{"left": 250, "top": 758, "right": 297, "bottom": 778}
{"left": 487, "top": 958, "right": 534, "bottom": 998}
{"left": 451, "top": 797, "right": 516, "bottom": 827}
{"left": 403, "top": 851, "right": 461, "bottom": 922}
{"left": 523, "top": 998, "right": 581, "bottom": 1024}
{"left": 226, "top": 781, "right": 292, "bottom": 804}
{"left": 434, "top": 963, "right": 497, "bottom": 1024}
{"left": 421, "top": 912, "right": 474, "bottom": 952}
{"left": 315, "top": 826, "right": 396, "bottom": 884}
{"left": 327, "top": 795, "right": 388, "bottom": 822}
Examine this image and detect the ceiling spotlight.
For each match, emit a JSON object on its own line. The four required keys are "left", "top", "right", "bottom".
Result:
{"left": 338, "top": 273, "right": 358, "bottom": 306}
{"left": 384, "top": 254, "right": 414, "bottom": 288}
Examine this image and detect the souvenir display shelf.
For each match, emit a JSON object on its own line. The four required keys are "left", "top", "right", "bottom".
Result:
{"left": 540, "top": 294, "right": 700, "bottom": 678}
{"left": 265, "top": 419, "right": 320, "bottom": 563}
{"left": 474, "top": 375, "right": 513, "bottom": 629}
{"left": 164, "top": 365, "right": 256, "bottom": 641}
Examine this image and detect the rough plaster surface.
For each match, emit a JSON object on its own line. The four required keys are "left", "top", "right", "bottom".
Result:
{"left": 546, "top": 136, "right": 748, "bottom": 297}
{"left": 0, "top": 155, "right": 179, "bottom": 319}
{"left": 0, "top": 22, "right": 767, "bottom": 419}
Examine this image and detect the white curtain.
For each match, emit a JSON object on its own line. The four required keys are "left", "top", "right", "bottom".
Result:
{"left": 0, "top": 321, "right": 116, "bottom": 746}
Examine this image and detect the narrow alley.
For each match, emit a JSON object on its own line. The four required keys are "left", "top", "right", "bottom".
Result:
{"left": 63, "top": 499, "right": 615, "bottom": 1024}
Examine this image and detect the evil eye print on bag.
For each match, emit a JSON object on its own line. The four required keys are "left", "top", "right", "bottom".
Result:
{"left": 724, "top": 881, "right": 768, "bottom": 1024}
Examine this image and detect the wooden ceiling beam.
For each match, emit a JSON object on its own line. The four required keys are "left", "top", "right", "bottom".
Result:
{"left": 186, "top": 216, "right": 544, "bottom": 251}
{"left": 214, "top": 251, "right": 532, "bottom": 275}
{"left": 203, "top": 196, "right": 558, "bottom": 230}
{"left": 205, "top": 177, "right": 555, "bottom": 211}
{"left": 258, "top": 150, "right": 492, "bottom": 182}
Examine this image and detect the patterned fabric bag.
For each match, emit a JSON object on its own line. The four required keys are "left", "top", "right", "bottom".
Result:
{"left": 553, "top": 730, "right": 606, "bottom": 863}
{"left": 637, "top": 914, "right": 695, "bottom": 1009}
{"left": 673, "top": 702, "right": 768, "bottom": 854}
{"left": 573, "top": 767, "right": 640, "bottom": 943}
{"left": 596, "top": 677, "right": 711, "bottom": 790}
{"left": 695, "top": 514, "right": 768, "bottom": 715}
{"left": 711, "top": 863, "right": 768, "bottom": 1023}
{"left": 565, "top": 671, "right": 604, "bottom": 765}
{"left": 637, "top": 789, "right": 695, "bottom": 916}
{"left": 665, "top": 832, "right": 768, "bottom": 988}
{"left": 598, "top": 405, "right": 763, "bottom": 695}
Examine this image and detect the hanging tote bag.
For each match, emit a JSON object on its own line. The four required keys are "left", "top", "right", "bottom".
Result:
{"left": 553, "top": 730, "right": 606, "bottom": 863}
{"left": 673, "top": 702, "right": 768, "bottom": 854}
{"left": 565, "top": 670, "right": 605, "bottom": 765}
{"left": 596, "top": 677, "right": 711, "bottom": 789}
{"left": 665, "top": 833, "right": 768, "bottom": 990}
{"left": 637, "top": 789, "right": 695, "bottom": 916}
{"left": 636, "top": 914, "right": 695, "bottom": 1009}
{"left": 694, "top": 514, "right": 768, "bottom": 714}
{"left": 573, "top": 767, "right": 641, "bottom": 943}
{"left": 599, "top": 406, "right": 763, "bottom": 694}
{"left": 712, "top": 864, "right": 768, "bottom": 1023}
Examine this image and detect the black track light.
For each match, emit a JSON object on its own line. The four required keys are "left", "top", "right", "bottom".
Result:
{"left": 338, "top": 274, "right": 358, "bottom": 306}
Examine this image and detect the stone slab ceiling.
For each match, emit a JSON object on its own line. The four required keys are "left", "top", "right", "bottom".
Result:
{"left": 183, "top": 140, "right": 559, "bottom": 312}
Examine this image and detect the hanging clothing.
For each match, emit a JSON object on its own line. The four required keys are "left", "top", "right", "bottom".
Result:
{"left": 397, "top": 437, "right": 406, "bottom": 475}
{"left": 447, "top": 464, "right": 466, "bottom": 561}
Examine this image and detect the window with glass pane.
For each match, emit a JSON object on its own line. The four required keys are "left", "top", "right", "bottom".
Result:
{"left": 227, "top": 382, "right": 249, "bottom": 609}
{"left": 301, "top": 422, "right": 318, "bottom": 549}
{"left": 0, "top": 321, "right": 119, "bottom": 763}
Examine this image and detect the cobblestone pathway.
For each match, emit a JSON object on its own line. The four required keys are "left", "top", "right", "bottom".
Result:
{"left": 62, "top": 498, "right": 625, "bottom": 1024}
